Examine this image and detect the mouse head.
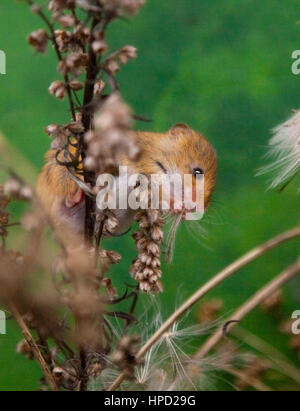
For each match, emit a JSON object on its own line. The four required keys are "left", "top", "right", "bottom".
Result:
{"left": 151, "top": 124, "right": 217, "bottom": 216}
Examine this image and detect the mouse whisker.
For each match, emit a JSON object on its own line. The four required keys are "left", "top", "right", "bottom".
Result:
{"left": 165, "top": 213, "right": 182, "bottom": 263}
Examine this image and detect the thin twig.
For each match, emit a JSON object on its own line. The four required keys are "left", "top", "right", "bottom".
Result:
{"left": 82, "top": 17, "right": 101, "bottom": 130}
{"left": 107, "top": 226, "right": 300, "bottom": 391}
{"left": 122, "top": 285, "right": 139, "bottom": 335}
{"left": 82, "top": 16, "right": 102, "bottom": 243}
{"left": 10, "top": 305, "right": 58, "bottom": 391}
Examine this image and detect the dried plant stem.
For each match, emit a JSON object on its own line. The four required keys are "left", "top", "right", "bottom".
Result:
{"left": 122, "top": 285, "right": 139, "bottom": 335}
{"left": 82, "top": 17, "right": 100, "bottom": 130}
{"left": 194, "top": 258, "right": 300, "bottom": 360}
{"left": 231, "top": 327, "right": 300, "bottom": 385}
{"left": 78, "top": 348, "right": 88, "bottom": 391}
{"left": 10, "top": 304, "right": 58, "bottom": 391}
{"left": 83, "top": 17, "right": 98, "bottom": 242}
{"left": 107, "top": 226, "right": 300, "bottom": 391}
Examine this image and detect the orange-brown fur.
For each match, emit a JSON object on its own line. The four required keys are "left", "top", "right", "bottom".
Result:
{"left": 123, "top": 124, "right": 217, "bottom": 209}
{"left": 37, "top": 124, "right": 217, "bottom": 236}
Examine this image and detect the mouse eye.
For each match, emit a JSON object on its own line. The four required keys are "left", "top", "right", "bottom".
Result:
{"left": 193, "top": 167, "right": 204, "bottom": 177}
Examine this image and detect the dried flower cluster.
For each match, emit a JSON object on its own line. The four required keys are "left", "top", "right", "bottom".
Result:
{"left": 0, "top": 0, "right": 153, "bottom": 392}
{"left": 28, "top": 29, "right": 48, "bottom": 53}
{"left": 84, "top": 93, "right": 139, "bottom": 175}
{"left": 77, "top": 0, "right": 145, "bottom": 17}
{"left": 112, "top": 335, "right": 140, "bottom": 378}
{"left": 4, "top": 178, "right": 33, "bottom": 202}
{"left": 130, "top": 210, "right": 164, "bottom": 293}
{"left": 26, "top": 0, "right": 147, "bottom": 262}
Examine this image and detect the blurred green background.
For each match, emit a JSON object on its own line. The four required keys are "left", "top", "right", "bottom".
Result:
{"left": 0, "top": 0, "right": 300, "bottom": 390}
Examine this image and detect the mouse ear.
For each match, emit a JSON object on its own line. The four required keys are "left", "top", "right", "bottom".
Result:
{"left": 169, "top": 123, "right": 191, "bottom": 136}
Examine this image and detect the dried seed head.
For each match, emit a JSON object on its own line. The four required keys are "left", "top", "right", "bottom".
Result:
{"left": 85, "top": 93, "right": 138, "bottom": 173}
{"left": 45, "top": 124, "right": 60, "bottom": 136}
{"left": 67, "top": 52, "right": 88, "bottom": 67}
{"left": 51, "top": 133, "right": 69, "bottom": 150}
{"left": 118, "top": 53, "right": 128, "bottom": 65}
{"left": 84, "top": 156, "right": 97, "bottom": 172}
{"left": 16, "top": 339, "right": 34, "bottom": 360}
{"left": 99, "top": 249, "right": 122, "bottom": 265}
{"left": 122, "top": 0, "right": 146, "bottom": 15}
{"left": 19, "top": 186, "right": 33, "bottom": 201}
{"left": 104, "top": 58, "right": 120, "bottom": 75}
{"left": 94, "top": 93, "right": 132, "bottom": 132}
{"left": 103, "top": 215, "right": 119, "bottom": 234}
{"left": 67, "top": 119, "right": 84, "bottom": 134}
{"left": 75, "top": 112, "right": 82, "bottom": 122}
{"left": 4, "top": 178, "right": 21, "bottom": 198}
{"left": 58, "top": 14, "right": 76, "bottom": 28}
{"left": 84, "top": 130, "right": 95, "bottom": 144}
{"left": 88, "top": 362, "right": 103, "bottom": 379}
{"left": 49, "top": 80, "right": 67, "bottom": 100}
{"left": 146, "top": 241, "right": 160, "bottom": 256}
{"left": 0, "top": 210, "right": 9, "bottom": 227}
{"left": 92, "top": 40, "right": 108, "bottom": 54}
{"left": 69, "top": 79, "right": 83, "bottom": 91}
{"left": 94, "top": 79, "right": 106, "bottom": 95}
{"left": 122, "top": 45, "right": 137, "bottom": 59}
{"left": 0, "top": 185, "right": 10, "bottom": 209}
{"left": 74, "top": 23, "right": 91, "bottom": 45}
{"left": 101, "top": 277, "right": 118, "bottom": 301}
{"left": 53, "top": 367, "right": 64, "bottom": 381}
{"left": 151, "top": 226, "right": 163, "bottom": 242}
{"left": 52, "top": 366, "right": 78, "bottom": 389}
{"left": 119, "top": 45, "right": 137, "bottom": 64}
{"left": 28, "top": 29, "right": 48, "bottom": 53}
{"left": 99, "top": 0, "right": 146, "bottom": 16}
{"left": 111, "top": 334, "right": 141, "bottom": 378}
{"left": 54, "top": 29, "right": 73, "bottom": 52}
{"left": 59, "top": 53, "right": 88, "bottom": 76}
{"left": 30, "top": 4, "right": 41, "bottom": 14}
{"left": 130, "top": 210, "right": 164, "bottom": 293}
{"left": 57, "top": 59, "right": 68, "bottom": 76}
{"left": 49, "top": 0, "right": 75, "bottom": 12}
